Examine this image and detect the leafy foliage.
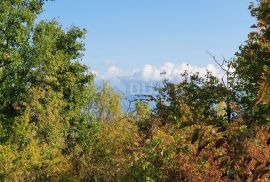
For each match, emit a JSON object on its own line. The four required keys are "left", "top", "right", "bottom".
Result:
{"left": 1, "top": 0, "right": 270, "bottom": 181}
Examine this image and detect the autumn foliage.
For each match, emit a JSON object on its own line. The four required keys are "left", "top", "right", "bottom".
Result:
{"left": 0, "top": 0, "right": 270, "bottom": 181}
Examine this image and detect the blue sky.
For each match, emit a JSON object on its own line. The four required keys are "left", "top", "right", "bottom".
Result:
{"left": 40, "top": 0, "right": 254, "bottom": 81}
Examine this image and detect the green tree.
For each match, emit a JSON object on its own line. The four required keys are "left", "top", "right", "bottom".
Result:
{"left": 233, "top": 0, "right": 270, "bottom": 122}
{"left": 0, "top": 0, "right": 94, "bottom": 180}
{"left": 84, "top": 82, "right": 123, "bottom": 122}
{"left": 153, "top": 71, "right": 230, "bottom": 127}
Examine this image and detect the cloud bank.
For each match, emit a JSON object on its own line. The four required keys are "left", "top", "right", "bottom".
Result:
{"left": 94, "top": 62, "right": 221, "bottom": 82}
{"left": 91, "top": 62, "right": 224, "bottom": 96}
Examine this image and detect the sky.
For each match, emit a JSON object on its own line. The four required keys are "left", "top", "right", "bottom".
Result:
{"left": 39, "top": 0, "right": 254, "bottom": 82}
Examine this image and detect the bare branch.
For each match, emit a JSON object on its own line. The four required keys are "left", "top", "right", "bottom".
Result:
{"left": 206, "top": 51, "right": 227, "bottom": 72}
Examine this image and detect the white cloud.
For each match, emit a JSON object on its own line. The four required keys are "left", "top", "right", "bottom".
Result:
{"left": 91, "top": 62, "right": 225, "bottom": 96}
{"left": 95, "top": 62, "right": 222, "bottom": 82}
{"left": 107, "top": 66, "right": 121, "bottom": 77}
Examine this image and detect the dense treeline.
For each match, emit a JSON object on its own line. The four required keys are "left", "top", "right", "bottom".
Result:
{"left": 0, "top": 0, "right": 270, "bottom": 181}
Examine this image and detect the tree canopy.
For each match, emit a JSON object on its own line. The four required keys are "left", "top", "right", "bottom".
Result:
{"left": 1, "top": 0, "right": 270, "bottom": 181}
